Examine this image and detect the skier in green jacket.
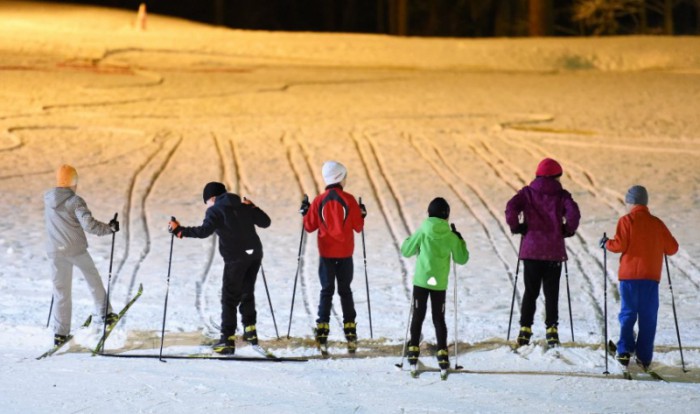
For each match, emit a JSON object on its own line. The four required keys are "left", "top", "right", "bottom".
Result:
{"left": 401, "top": 197, "right": 469, "bottom": 375}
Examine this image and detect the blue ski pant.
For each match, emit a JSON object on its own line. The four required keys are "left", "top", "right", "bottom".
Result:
{"left": 617, "top": 280, "right": 659, "bottom": 365}
{"left": 316, "top": 257, "right": 356, "bottom": 324}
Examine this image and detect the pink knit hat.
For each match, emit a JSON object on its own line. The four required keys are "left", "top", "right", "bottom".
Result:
{"left": 535, "top": 158, "right": 562, "bottom": 177}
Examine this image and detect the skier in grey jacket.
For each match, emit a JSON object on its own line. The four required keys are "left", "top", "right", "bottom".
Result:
{"left": 45, "top": 165, "right": 119, "bottom": 346}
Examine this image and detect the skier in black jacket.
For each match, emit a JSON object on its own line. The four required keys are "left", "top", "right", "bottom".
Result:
{"left": 168, "top": 182, "right": 271, "bottom": 354}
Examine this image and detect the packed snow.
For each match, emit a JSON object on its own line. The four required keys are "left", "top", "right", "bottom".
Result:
{"left": 1, "top": 1, "right": 700, "bottom": 413}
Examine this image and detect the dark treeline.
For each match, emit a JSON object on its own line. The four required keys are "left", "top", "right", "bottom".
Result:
{"left": 54, "top": 0, "right": 700, "bottom": 36}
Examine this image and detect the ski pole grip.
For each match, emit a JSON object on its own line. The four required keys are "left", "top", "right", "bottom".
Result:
{"left": 303, "top": 194, "right": 308, "bottom": 203}
{"left": 451, "top": 223, "right": 456, "bottom": 232}
{"left": 113, "top": 212, "right": 118, "bottom": 221}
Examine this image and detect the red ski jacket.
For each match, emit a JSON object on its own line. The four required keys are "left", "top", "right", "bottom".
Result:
{"left": 304, "top": 185, "right": 364, "bottom": 258}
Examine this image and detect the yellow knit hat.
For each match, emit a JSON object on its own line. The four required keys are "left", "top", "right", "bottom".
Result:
{"left": 56, "top": 164, "right": 78, "bottom": 187}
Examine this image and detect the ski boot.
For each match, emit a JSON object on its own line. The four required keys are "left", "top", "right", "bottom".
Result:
{"left": 314, "top": 322, "right": 330, "bottom": 357}
{"left": 437, "top": 349, "right": 450, "bottom": 380}
{"left": 343, "top": 322, "right": 357, "bottom": 354}
{"left": 407, "top": 345, "right": 420, "bottom": 378}
{"left": 54, "top": 334, "right": 68, "bottom": 347}
{"left": 616, "top": 352, "right": 631, "bottom": 367}
{"left": 516, "top": 326, "right": 532, "bottom": 347}
{"left": 546, "top": 325, "right": 560, "bottom": 348}
{"left": 104, "top": 312, "right": 119, "bottom": 326}
{"left": 243, "top": 325, "right": 258, "bottom": 346}
{"left": 212, "top": 334, "right": 236, "bottom": 355}
{"left": 635, "top": 357, "right": 650, "bottom": 372}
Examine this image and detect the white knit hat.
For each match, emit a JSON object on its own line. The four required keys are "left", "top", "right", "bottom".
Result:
{"left": 322, "top": 161, "right": 347, "bottom": 185}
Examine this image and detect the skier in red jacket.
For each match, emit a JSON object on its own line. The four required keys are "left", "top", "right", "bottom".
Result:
{"left": 301, "top": 161, "right": 365, "bottom": 353}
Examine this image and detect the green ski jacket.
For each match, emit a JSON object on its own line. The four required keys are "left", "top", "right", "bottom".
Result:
{"left": 401, "top": 217, "right": 469, "bottom": 291}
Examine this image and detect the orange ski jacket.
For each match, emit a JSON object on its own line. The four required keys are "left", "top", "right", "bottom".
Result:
{"left": 605, "top": 205, "right": 679, "bottom": 282}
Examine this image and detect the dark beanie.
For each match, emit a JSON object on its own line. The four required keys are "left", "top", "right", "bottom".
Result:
{"left": 428, "top": 197, "right": 450, "bottom": 220}
{"left": 202, "top": 182, "right": 226, "bottom": 203}
{"left": 625, "top": 185, "right": 648, "bottom": 206}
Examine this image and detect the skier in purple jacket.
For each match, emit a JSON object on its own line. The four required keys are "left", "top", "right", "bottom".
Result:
{"left": 505, "top": 158, "right": 580, "bottom": 348}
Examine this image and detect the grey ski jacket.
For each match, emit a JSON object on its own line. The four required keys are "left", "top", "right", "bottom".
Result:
{"left": 44, "top": 188, "right": 112, "bottom": 257}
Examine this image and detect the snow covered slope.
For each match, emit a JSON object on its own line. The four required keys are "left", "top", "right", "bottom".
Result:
{"left": 1, "top": 2, "right": 699, "bottom": 413}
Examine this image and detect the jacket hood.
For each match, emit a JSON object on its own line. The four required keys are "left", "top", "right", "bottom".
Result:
{"left": 420, "top": 217, "right": 452, "bottom": 240}
{"left": 216, "top": 192, "right": 242, "bottom": 208}
{"left": 44, "top": 187, "right": 75, "bottom": 209}
{"left": 529, "top": 176, "right": 563, "bottom": 195}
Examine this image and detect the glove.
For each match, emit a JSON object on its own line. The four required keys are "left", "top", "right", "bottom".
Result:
{"left": 599, "top": 236, "right": 609, "bottom": 249}
{"left": 563, "top": 228, "right": 575, "bottom": 238}
{"left": 299, "top": 195, "right": 310, "bottom": 216}
{"left": 451, "top": 224, "right": 463, "bottom": 240}
{"left": 168, "top": 218, "right": 182, "bottom": 238}
{"left": 511, "top": 223, "right": 527, "bottom": 235}
{"left": 359, "top": 200, "right": 367, "bottom": 219}
{"left": 109, "top": 218, "right": 120, "bottom": 233}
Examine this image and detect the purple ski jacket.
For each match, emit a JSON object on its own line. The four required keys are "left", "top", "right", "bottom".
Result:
{"left": 505, "top": 177, "right": 580, "bottom": 261}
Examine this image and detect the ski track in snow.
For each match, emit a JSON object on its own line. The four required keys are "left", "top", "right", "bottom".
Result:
{"left": 192, "top": 132, "right": 226, "bottom": 337}
{"left": 282, "top": 131, "right": 315, "bottom": 329}
{"left": 111, "top": 133, "right": 170, "bottom": 287}
{"left": 0, "top": 125, "right": 152, "bottom": 181}
{"left": 124, "top": 135, "right": 182, "bottom": 305}
{"left": 409, "top": 134, "right": 519, "bottom": 305}
{"left": 296, "top": 132, "right": 345, "bottom": 330}
{"left": 352, "top": 131, "right": 412, "bottom": 299}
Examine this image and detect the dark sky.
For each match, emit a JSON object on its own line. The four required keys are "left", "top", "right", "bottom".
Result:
{"left": 44, "top": 1, "right": 700, "bottom": 36}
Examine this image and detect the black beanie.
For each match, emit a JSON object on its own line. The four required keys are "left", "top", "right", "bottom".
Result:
{"left": 202, "top": 182, "right": 226, "bottom": 203}
{"left": 427, "top": 197, "right": 450, "bottom": 220}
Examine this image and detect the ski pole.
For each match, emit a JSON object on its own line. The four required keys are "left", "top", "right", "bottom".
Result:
{"left": 452, "top": 259, "right": 462, "bottom": 370}
{"left": 665, "top": 255, "right": 687, "bottom": 372}
{"left": 99, "top": 212, "right": 118, "bottom": 353}
{"left": 564, "top": 260, "right": 574, "bottom": 342}
{"left": 506, "top": 237, "right": 524, "bottom": 343}
{"left": 260, "top": 264, "right": 280, "bottom": 339}
{"left": 394, "top": 295, "right": 414, "bottom": 369}
{"left": 359, "top": 197, "right": 373, "bottom": 339}
{"left": 46, "top": 296, "right": 54, "bottom": 328}
{"left": 603, "top": 232, "right": 609, "bottom": 375}
{"left": 159, "top": 216, "right": 176, "bottom": 363}
{"left": 287, "top": 195, "right": 307, "bottom": 339}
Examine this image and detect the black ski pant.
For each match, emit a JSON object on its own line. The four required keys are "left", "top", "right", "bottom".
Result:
{"left": 409, "top": 286, "right": 447, "bottom": 350}
{"left": 519, "top": 259, "right": 562, "bottom": 328}
{"left": 317, "top": 257, "right": 356, "bottom": 324}
{"left": 220, "top": 257, "right": 260, "bottom": 338}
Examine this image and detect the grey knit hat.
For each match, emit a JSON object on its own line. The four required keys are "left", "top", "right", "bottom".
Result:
{"left": 625, "top": 185, "right": 648, "bottom": 206}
